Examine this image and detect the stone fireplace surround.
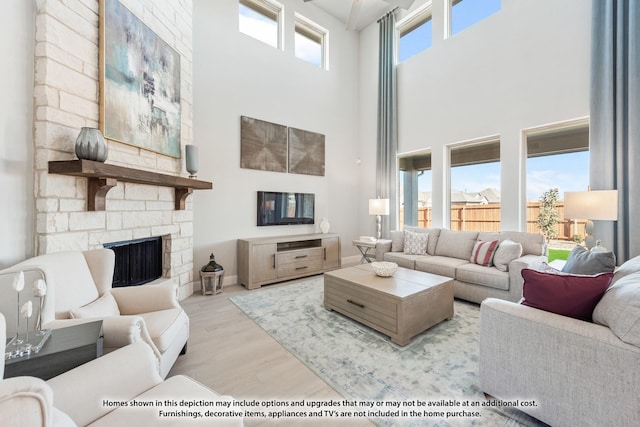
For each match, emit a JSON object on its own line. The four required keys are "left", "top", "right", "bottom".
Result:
{"left": 33, "top": 0, "right": 196, "bottom": 299}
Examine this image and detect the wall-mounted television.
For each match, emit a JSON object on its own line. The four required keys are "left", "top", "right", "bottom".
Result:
{"left": 257, "top": 191, "right": 315, "bottom": 226}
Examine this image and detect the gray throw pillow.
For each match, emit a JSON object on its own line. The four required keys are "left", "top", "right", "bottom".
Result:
{"left": 390, "top": 230, "right": 404, "bottom": 252}
{"left": 561, "top": 246, "right": 616, "bottom": 275}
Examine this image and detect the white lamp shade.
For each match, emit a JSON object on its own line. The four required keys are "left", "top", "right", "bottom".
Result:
{"left": 369, "top": 198, "right": 390, "bottom": 216}
{"left": 563, "top": 190, "right": 618, "bottom": 220}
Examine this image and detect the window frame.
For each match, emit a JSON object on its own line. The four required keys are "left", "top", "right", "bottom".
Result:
{"left": 445, "top": 0, "right": 502, "bottom": 39}
{"left": 396, "top": 1, "right": 433, "bottom": 63}
{"left": 239, "top": 0, "right": 284, "bottom": 50}
{"left": 294, "top": 13, "right": 329, "bottom": 70}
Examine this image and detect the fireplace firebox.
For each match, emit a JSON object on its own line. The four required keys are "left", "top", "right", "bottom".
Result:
{"left": 103, "top": 237, "right": 163, "bottom": 287}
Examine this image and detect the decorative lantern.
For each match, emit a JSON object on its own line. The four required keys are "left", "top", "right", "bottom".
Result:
{"left": 199, "top": 253, "right": 224, "bottom": 295}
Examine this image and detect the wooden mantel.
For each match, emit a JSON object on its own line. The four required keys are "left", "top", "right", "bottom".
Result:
{"left": 48, "top": 159, "right": 213, "bottom": 211}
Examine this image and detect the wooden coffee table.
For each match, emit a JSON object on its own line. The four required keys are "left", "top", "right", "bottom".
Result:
{"left": 324, "top": 264, "right": 454, "bottom": 346}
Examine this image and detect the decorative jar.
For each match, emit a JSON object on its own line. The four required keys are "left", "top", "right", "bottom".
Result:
{"left": 75, "top": 127, "right": 108, "bottom": 162}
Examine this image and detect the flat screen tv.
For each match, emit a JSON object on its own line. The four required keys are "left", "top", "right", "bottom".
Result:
{"left": 257, "top": 191, "right": 315, "bottom": 226}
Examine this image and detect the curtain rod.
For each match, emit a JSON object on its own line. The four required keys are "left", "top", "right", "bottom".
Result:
{"left": 377, "top": 7, "right": 399, "bottom": 23}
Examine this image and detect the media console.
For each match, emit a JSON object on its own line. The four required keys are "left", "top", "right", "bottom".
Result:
{"left": 237, "top": 233, "right": 341, "bottom": 289}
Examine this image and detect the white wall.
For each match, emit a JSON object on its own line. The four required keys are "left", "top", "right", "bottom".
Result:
{"left": 0, "top": 1, "right": 35, "bottom": 268}
{"left": 192, "top": 0, "right": 362, "bottom": 281}
{"left": 358, "top": 0, "right": 592, "bottom": 232}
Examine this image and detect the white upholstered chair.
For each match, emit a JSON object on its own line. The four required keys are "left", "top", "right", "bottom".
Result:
{"left": 0, "top": 313, "right": 242, "bottom": 426}
{"left": 0, "top": 249, "right": 188, "bottom": 378}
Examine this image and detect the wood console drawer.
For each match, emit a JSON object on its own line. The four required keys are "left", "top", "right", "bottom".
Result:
{"left": 277, "top": 248, "right": 323, "bottom": 277}
{"left": 324, "top": 280, "right": 398, "bottom": 334}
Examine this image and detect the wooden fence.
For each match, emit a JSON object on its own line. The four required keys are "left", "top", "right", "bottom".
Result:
{"left": 400, "top": 202, "right": 586, "bottom": 241}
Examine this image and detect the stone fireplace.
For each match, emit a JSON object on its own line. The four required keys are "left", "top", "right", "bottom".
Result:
{"left": 32, "top": 0, "right": 197, "bottom": 299}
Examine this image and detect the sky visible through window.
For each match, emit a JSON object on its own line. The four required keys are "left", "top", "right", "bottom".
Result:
{"left": 239, "top": 4, "right": 277, "bottom": 48}
{"left": 295, "top": 32, "right": 322, "bottom": 67}
{"left": 418, "top": 151, "right": 589, "bottom": 201}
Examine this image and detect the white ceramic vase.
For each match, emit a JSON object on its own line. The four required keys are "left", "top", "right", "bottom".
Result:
{"left": 75, "top": 127, "right": 108, "bottom": 162}
{"left": 319, "top": 218, "right": 330, "bottom": 234}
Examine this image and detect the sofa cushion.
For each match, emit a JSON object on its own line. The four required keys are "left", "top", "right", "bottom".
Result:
{"left": 456, "top": 263, "right": 510, "bottom": 290}
{"left": 609, "top": 254, "right": 640, "bottom": 286}
{"left": 470, "top": 240, "right": 499, "bottom": 266}
{"left": 562, "top": 246, "right": 616, "bottom": 275}
{"left": 404, "top": 230, "right": 428, "bottom": 255}
{"left": 415, "top": 256, "right": 469, "bottom": 278}
{"left": 390, "top": 230, "right": 404, "bottom": 252}
{"left": 501, "top": 231, "right": 546, "bottom": 256}
{"left": 383, "top": 252, "right": 427, "bottom": 269}
{"left": 521, "top": 268, "right": 613, "bottom": 321}
{"left": 434, "top": 229, "right": 478, "bottom": 260}
{"left": 69, "top": 292, "right": 120, "bottom": 319}
{"left": 493, "top": 240, "right": 523, "bottom": 272}
{"left": 404, "top": 226, "right": 440, "bottom": 255}
{"left": 593, "top": 271, "right": 640, "bottom": 346}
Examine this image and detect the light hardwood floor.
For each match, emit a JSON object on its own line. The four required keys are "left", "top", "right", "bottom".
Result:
{"left": 169, "top": 276, "right": 375, "bottom": 426}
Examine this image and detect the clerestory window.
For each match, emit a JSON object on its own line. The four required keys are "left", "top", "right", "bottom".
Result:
{"left": 397, "top": 2, "right": 433, "bottom": 63}
{"left": 295, "top": 14, "right": 328, "bottom": 69}
{"left": 239, "top": 0, "right": 283, "bottom": 49}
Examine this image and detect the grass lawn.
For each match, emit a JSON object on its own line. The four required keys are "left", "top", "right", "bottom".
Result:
{"left": 548, "top": 248, "right": 571, "bottom": 263}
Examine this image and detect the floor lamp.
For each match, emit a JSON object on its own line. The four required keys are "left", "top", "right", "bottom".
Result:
{"left": 369, "top": 198, "right": 390, "bottom": 240}
{"left": 563, "top": 190, "right": 618, "bottom": 251}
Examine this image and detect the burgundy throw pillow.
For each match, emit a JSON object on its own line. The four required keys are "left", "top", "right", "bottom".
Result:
{"left": 521, "top": 268, "right": 613, "bottom": 321}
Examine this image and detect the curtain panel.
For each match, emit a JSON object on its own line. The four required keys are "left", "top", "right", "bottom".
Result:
{"left": 376, "top": 11, "right": 398, "bottom": 238}
{"left": 590, "top": 0, "right": 640, "bottom": 262}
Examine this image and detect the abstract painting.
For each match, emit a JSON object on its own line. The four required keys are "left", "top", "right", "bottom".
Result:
{"left": 100, "top": 0, "right": 181, "bottom": 158}
{"left": 240, "top": 116, "right": 288, "bottom": 173}
{"left": 288, "top": 127, "right": 325, "bottom": 176}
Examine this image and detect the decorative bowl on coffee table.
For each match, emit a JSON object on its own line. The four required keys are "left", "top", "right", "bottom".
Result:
{"left": 371, "top": 261, "right": 398, "bottom": 277}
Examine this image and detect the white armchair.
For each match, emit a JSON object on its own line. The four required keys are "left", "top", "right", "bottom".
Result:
{"left": 0, "top": 249, "right": 188, "bottom": 378}
{"left": 0, "top": 314, "right": 242, "bottom": 427}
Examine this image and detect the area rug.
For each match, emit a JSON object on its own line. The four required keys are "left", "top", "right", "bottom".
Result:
{"left": 230, "top": 278, "right": 545, "bottom": 427}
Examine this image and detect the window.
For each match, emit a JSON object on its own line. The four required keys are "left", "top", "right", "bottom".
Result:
{"left": 397, "top": 3, "right": 432, "bottom": 62}
{"left": 448, "top": 0, "right": 501, "bottom": 37}
{"left": 449, "top": 140, "right": 501, "bottom": 232}
{"left": 399, "top": 152, "right": 432, "bottom": 229}
{"left": 295, "top": 14, "right": 328, "bottom": 69}
{"left": 239, "top": 0, "right": 282, "bottom": 49}
{"left": 525, "top": 125, "right": 589, "bottom": 244}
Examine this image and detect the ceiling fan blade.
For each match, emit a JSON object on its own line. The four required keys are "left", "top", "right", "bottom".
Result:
{"left": 346, "top": 0, "right": 363, "bottom": 31}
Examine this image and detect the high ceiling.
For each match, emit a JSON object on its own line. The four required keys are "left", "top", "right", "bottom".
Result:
{"left": 305, "top": 0, "right": 415, "bottom": 31}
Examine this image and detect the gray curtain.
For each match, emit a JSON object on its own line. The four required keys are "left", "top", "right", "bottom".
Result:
{"left": 376, "top": 11, "right": 398, "bottom": 238}
{"left": 590, "top": 0, "right": 640, "bottom": 262}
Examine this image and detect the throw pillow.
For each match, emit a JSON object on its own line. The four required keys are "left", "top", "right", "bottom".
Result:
{"left": 562, "top": 246, "right": 616, "bottom": 275}
{"left": 69, "top": 291, "right": 120, "bottom": 319}
{"left": 493, "top": 239, "right": 523, "bottom": 272}
{"left": 470, "top": 240, "right": 500, "bottom": 267}
{"left": 404, "top": 230, "right": 428, "bottom": 255}
{"left": 521, "top": 268, "right": 613, "bottom": 321}
{"left": 593, "top": 271, "right": 640, "bottom": 346}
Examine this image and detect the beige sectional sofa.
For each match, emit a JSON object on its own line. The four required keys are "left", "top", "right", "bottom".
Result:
{"left": 375, "top": 227, "right": 547, "bottom": 304}
{"left": 480, "top": 255, "right": 640, "bottom": 426}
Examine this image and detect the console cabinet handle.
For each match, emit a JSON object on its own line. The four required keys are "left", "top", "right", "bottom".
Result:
{"left": 272, "top": 254, "right": 275, "bottom": 269}
{"left": 295, "top": 254, "right": 308, "bottom": 259}
{"left": 295, "top": 266, "right": 308, "bottom": 271}
{"left": 347, "top": 299, "right": 365, "bottom": 309}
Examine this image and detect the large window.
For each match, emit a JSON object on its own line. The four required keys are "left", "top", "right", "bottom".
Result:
{"left": 399, "top": 152, "right": 432, "bottom": 229}
{"left": 448, "top": 0, "right": 501, "bottom": 37}
{"left": 449, "top": 140, "right": 501, "bottom": 232}
{"left": 397, "top": 3, "right": 432, "bottom": 63}
{"left": 526, "top": 125, "right": 589, "bottom": 244}
{"left": 295, "top": 14, "right": 328, "bottom": 69}
{"left": 239, "top": 0, "right": 282, "bottom": 49}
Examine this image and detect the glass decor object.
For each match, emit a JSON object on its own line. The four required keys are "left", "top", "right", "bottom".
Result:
{"left": 75, "top": 127, "right": 108, "bottom": 162}
{"left": 185, "top": 144, "right": 198, "bottom": 178}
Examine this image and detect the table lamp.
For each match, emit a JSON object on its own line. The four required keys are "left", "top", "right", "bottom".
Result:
{"left": 369, "top": 198, "right": 390, "bottom": 240}
{"left": 563, "top": 190, "right": 618, "bottom": 251}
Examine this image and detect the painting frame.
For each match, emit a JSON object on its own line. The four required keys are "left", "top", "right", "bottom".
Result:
{"left": 99, "top": 0, "right": 182, "bottom": 158}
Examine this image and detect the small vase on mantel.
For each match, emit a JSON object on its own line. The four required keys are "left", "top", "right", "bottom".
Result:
{"left": 75, "top": 127, "right": 108, "bottom": 162}
{"left": 319, "top": 218, "right": 330, "bottom": 234}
